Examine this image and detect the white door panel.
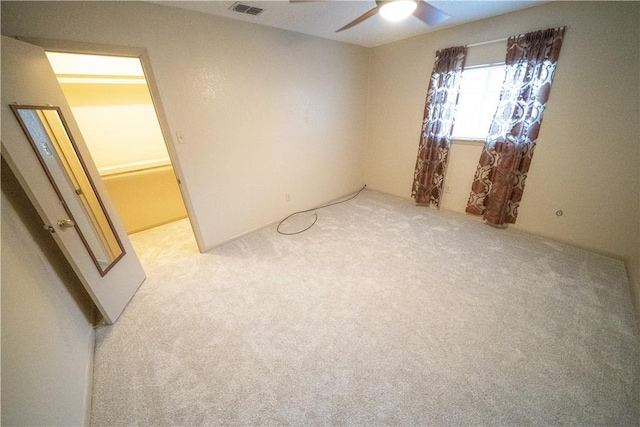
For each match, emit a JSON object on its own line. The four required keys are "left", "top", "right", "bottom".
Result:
{"left": 1, "top": 36, "right": 145, "bottom": 324}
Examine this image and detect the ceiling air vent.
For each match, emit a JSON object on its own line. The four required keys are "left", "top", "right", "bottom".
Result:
{"left": 230, "top": 2, "right": 264, "bottom": 16}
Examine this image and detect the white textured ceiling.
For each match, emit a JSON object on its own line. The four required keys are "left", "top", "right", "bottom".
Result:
{"left": 150, "top": 1, "right": 548, "bottom": 48}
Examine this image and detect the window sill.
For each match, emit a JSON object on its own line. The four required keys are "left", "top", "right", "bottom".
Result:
{"left": 451, "top": 138, "right": 485, "bottom": 146}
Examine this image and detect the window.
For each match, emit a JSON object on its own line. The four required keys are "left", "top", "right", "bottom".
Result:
{"left": 451, "top": 64, "right": 506, "bottom": 140}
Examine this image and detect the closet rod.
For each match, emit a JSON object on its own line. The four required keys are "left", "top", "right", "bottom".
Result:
{"left": 467, "top": 37, "right": 509, "bottom": 48}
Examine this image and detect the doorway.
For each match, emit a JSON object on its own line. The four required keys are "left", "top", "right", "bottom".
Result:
{"left": 45, "top": 51, "right": 191, "bottom": 237}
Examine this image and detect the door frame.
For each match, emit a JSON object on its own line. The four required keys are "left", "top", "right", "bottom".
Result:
{"left": 17, "top": 36, "right": 206, "bottom": 252}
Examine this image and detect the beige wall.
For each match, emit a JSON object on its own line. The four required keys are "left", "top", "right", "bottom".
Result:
{"left": 1, "top": 163, "right": 95, "bottom": 426}
{"left": 1, "top": 6, "right": 368, "bottom": 421}
{"left": 60, "top": 82, "right": 170, "bottom": 174}
{"left": 59, "top": 81, "right": 188, "bottom": 233}
{"left": 1, "top": 6, "right": 638, "bottom": 425}
{"left": 102, "top": 165, "right": 188, "bottom": 234}
{"left": 365, "top": 1, "right": 640, "bottom": 319}
{"left": 1, "top": 0, "right": 370, "bottom": 252}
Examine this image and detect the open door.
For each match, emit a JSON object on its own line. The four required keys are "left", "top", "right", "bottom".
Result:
{"left": 1, "top": 36, "right": 145, "bottom": 324}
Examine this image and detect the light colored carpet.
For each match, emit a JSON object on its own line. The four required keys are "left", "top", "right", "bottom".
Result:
{"left": 91, "top": 190, "right": 640, "bottom": 425}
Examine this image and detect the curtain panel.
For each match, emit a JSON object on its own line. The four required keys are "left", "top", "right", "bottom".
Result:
{"left": 466, "top": 27, "right": 565, "bottom": 225}
{"left": 412, "top": 46, "right": 467, "bottom": 207}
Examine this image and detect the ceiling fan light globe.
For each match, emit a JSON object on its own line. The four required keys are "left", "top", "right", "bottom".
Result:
{"left": 379, "top": 1, "right": 418, "bottom": 22}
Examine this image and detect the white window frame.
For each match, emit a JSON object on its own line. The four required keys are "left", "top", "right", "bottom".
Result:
{"left": 451, "top": 62, "right": 506, "bottom": 143}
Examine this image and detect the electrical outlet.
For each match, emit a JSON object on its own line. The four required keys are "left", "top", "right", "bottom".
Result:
{"left": 285, "top": 193, "right": 291, "bottom": 202}
{"left": 445, "top": 185, "right": 452, "bottom": 194}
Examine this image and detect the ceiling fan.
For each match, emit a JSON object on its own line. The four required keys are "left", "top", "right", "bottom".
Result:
{"left": 291, "top": 0, "right": 451, "bottom": 32}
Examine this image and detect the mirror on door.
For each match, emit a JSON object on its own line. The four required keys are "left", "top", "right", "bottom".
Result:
{"left": 10, "top": 105, "right": 125, "bottom": 276}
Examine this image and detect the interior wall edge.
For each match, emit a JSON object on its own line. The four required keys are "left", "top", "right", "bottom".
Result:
{"left": 202, "top": 184, "right": 368, "bottom": 252}
{"left": 368, "top": 185, "right": 640, "bottom": 325}
{"left": 84, "top": 330, "right": 96, "bottom": 426}
{"left": 1, "top": 159, "right": 96, "bottom": 426}
{"left": 626, "top": 256, "right": 640, "bottom": 329}
{"left": 369, "top": 186, "right": 635, "bottom": 267}
{"left": 137, "top": 48, "right": 207, "bottom": 254}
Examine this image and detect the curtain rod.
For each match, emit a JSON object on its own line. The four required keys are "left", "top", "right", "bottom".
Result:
{"left": 467, "top": 37, "right": 509, "bottom": 48}
{"left": 466, "top": 26, "right": 568, "bottom": 48}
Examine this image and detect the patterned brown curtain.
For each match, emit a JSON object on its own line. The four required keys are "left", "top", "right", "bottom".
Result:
{"left": 466, "top": 27, "right": 565, "bottom": 224}
{"left": 412, "top": 46, "right": 467, "bottom": 206}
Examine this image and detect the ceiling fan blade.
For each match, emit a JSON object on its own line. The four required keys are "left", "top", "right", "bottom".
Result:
{"left": 413, "top": 1, "right": 451, "bottom": 27}
{"left": 336, "top": 6, "right": 379, "bottom": 32}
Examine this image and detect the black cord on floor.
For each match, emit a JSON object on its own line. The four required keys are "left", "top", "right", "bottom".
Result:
{"left": 277, "top": 184, "right": 367, "bottom": 235}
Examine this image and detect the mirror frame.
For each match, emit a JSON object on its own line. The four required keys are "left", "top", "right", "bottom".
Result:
{"left": 10, "top": 104, "right": 126, "bottom": 276}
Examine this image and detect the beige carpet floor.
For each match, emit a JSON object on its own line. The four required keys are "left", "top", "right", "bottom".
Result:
{"left": 91, "top": 190, "right": 640, "bottom": 425}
